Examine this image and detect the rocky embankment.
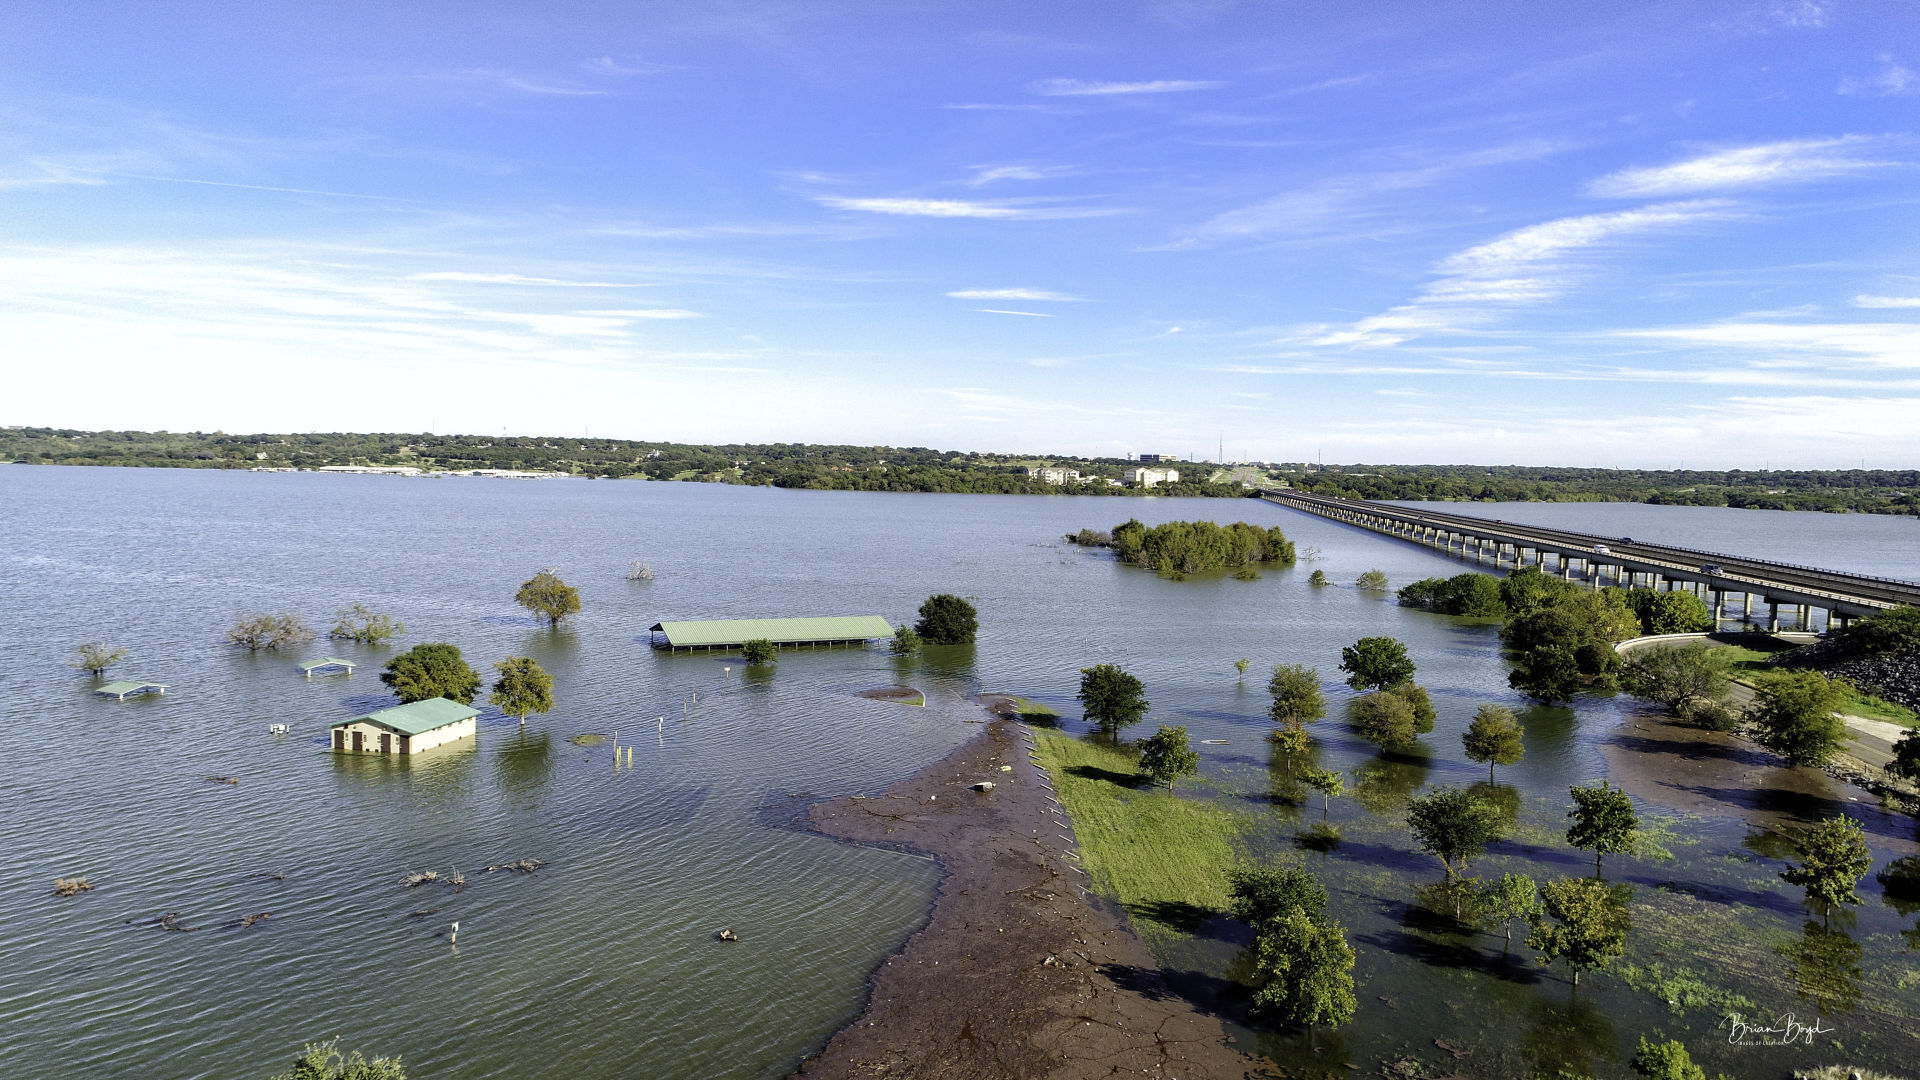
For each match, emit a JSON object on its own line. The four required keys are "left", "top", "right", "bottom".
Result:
{"left": 1776, "top": 638, "right": 1920, "bottom": 713}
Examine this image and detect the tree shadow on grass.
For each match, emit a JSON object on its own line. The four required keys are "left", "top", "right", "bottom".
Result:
{"left": 1065, "top": 764, "right": 1147, "bottom": 788}
{"left": 1124, "top": 900, "right": 1242, "bottom": 942}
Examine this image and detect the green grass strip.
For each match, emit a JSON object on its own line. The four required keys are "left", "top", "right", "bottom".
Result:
{"left": 1032, "top": 732, "right": 1250, "bottom": 942}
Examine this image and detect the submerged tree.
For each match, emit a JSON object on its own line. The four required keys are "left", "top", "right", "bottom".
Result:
{"left": 1528, "top": 877, "right": 1632, "bottom": 986}
{"left": 1227, "top": 861, "right": 1327, "bottom": 926}
{"left": 1078, "top": 663, "right": 1149, "bottom": 736}
{"left": 1628, "top": 1036, "right": 1707, "bottom": 1080}
{"left": 888, "top": 624, "right": 921, "bottom": 656}
{"left": 227, "top": 612, "right": 314, "bottom": 652}
{"left": 1481, "top": 871, "right": 1540, "bottom": 946}
{"left": 1249, "top": 910, "right": 1357, "bottom": 1033}
{"left": 489, "top": 656, "right": 554, "bottom": 726}
{"left": 1406, "top": 785, "right": 1504, "bottom": 881}
{"left": 1619, "top": 643, "right": 1730, "bottom": 716}
{"left": 1780, "top": 815, "right": 1874, "bottom": 917}
{"left": 914, "top": 593, "right": 978, "bottom": 645}
{"left": 381, "top": 643, "right": 481, "bottom": 704}
{"left": 1302, "top": 767, "right": 1345, "bottom": 815}
{"left": 330, "top": 603, "right": 404, "bottom": 645}
{"left": 267, "top": 1038, "right": 405, "bottom": 1080}
{"left": 516, "top": 569, "right": 581, "bottom": 629}
{"left": 741, "top": 638, "right": 777, "bottom": 664}
{"left": 70, "top": 642, "right": 128, "bottom": 676}
{"left": 1340, "top": 636, "right": 1415, "bottom": 691}
{"left": 1355, "top": 569, "right": 1389, "bottom": 591}
{"left": 1268, "top": 663, "right": 1327, "bottom": 729}
{"left": 1566, "top": 780, "right": 1639, "bottom": 876}
{"left": 1137, "top": 725, "right": 1200, "bottom": 790}
{"left": 1462, "top": 704, "right": 1525, "bottom": 783}
{"left": 1351, "top": 683, "right": 1436, "bottom": 752}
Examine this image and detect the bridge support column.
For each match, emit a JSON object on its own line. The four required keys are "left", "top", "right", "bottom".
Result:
{"left": 1768, "top": 601, "right": 1779, "bottom": 632}
{"left": 1743, "top": 592, "right": 1754, "bottom": 619}
{"left": 1798, "top": 604, "right": 1810, "bottom": 630}
{"left": 1560, "top": 557, "right": 1571, "bottom": 580}
{"left": 1711, "top": 590, "right": 1723, "bottom": 620}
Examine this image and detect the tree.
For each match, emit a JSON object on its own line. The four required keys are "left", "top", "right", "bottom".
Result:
{"left": 1249, "top": 911, "right": 1357, "bottom": 1032}
{"left": 330, "top": 603, "right": 404, "bottom": 645}
{"left": 1834, "top": 603, "right": 1920, "bottom": 655}
{"left": 1355, "top": 569, "right": 1389, "bottom": 591}
{"left": 1233, "top": 658, "right": 1251, "bottom": 680}
{"left": 888, "top": 625, "right": 921, "bottom": 655}
{"left": 1747, "top": 670, "right": 1848, "bottom": 767}
{"left": 1527, "top": 877, "right": 1632, "bottom": 985}
{"left": 914, "top": 593, "right": 977, "bottom": 645}
{"left": 1227, "top": 861, "right": 1327, "bottom": 925}
{"left": 1077, "top": 664, "right": 1148, "bottom": 735}
{"left": 1480, "top": 871, "right": 1539, "bottom": 945}
{"left": 381, "top": 643, "right": 481, "bottom": 704}
{"left": 1566, "top": 780, "right": 1638, "bottom": 875}
{"left": 1351, "top": 685, "right": 1440, "bottom": 752}
{"left": 515, "top": 569, "right": 581, "bottom": 629}
{"left": 227, "top": 612, "right": 314, "bottom": 652}
{"left": 1307, "top": 569, "right": 1329, "bottom": 587}
{"left": 1509, "top": 643, "right": 1583, "bottom": 704}
{"left": 1398, "top": 572, "right": 1505, "bottom": 617}
{"left": 1138, "top": 725, "right": 1200, "bottom": 790}
{"left": 1619, "top": 643, "right": 1731, "bottom": 715}
{"left": 1780, "top": 815, "right": 1874, "bottom": 914}
{"left": 1302, "top": 767, "right": 1344, "bottom": 814}
{"left": 1890, "top": 730, "right": 1920, "bottom": 782}
{"left": 741, "top": 638, "right": 777, "bottom": 664}
{"left": 1499, "top": 565, "right": 1578, "bottom": 618}
{"left": 1406, "top": 785, "right": 1504, "bottom": 881}
{"left": 1639, "top": 590, "right": 1715, "bottom": 635}
{"left": 488, "top": 656, "right": 554, "bottom": 726}
{"left": 1340, "top": 636, "right": 1415, "bottom": 691}
{"left": 1267, "top": 663, "right": 1326, "bottom": 728}
{"left": 268, "top": 1038, "right": 405, "bottom": 1080}
{"left": 70, "top": 642, "right": 128, "bottom": 676}
{"left": 1629, "top": 1036, "right": 1707, "bottom": 1080}
{"left": 1463, "top": 704, "right": 1525, "bottom": 783}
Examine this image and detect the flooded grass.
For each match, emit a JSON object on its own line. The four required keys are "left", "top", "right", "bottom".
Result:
{"left": 1033, "top": 733, "right": 1253, "bottom": 942}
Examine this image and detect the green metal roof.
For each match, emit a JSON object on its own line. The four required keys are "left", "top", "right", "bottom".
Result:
{"left": 298, "top": 657, "right": 355, "bottom": 671}
{"left": 96, "top": 680, "right": 167, "bottom": 696}
{"left": 334, "top": 697, "right": 479, "bottom": 735}
{"left": 648, "top": 615, "right": 894, "bottom": 647}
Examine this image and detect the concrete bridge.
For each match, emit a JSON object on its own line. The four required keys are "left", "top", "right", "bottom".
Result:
{"left": 1260, "top": 488, "right": 1920, "bottom": 633}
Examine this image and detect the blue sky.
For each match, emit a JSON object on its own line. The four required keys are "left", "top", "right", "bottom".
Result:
{"left": 3, "top": 1, "right": 1918, "bottom": 466}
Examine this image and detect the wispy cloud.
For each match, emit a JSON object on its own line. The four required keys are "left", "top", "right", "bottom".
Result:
{"left": 1588, "top": 137, "right": 1891, "bottom": 197}
{"left": 1418, "top": 200, "right": 1733, "bottom": 305}
{"left": 575, "top": 308, "right": 702, "bottom": 319}
{"left": 1855, "top": 294, "right": 1920, "bottom": 308}
{"left": 1839, "top": 56, "right": 1917, "bottom": 97}
{"left": 814, "top": 195, "right": 1123, "bottom": 220}
{"left": 1615, "top": 320, "right": 1920, "bottom": 370}
{"left": 1029, "top": 78, "right": 1226, "bottom": 97}
{"left": 582, "top": 56, "right": 674, "bottom": 76}
{"left": 947, "top": 288, "right": 1083, "bottom": 301}
{"left": 974, "top": 308, "right": 1052, "bottom": 317}
{"left": 408, "top": 272, "right": 654, "bottom": 287}
{"left": 966, "top": 163, "right": 1077, "bottom": 186}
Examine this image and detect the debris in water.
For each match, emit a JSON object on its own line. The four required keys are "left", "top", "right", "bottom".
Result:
{"left": 716, "top": 928, "right": 739, "bottom": 941}
{"left": 227, "top": 912, "right": 273, "bottom": 930}
{"left": 128, "top": 912, "right": 197, "bottom": 932}
{"left": 482, "top": 859, "right": 548, "bottom": 875}
{"left": 203, "top": 776, "right": 239, "bottom": 785}
{"left": 53, "top": 877, "right": 92, "bottom": 897}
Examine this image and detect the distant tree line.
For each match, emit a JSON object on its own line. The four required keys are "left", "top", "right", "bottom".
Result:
{"left": 1283, "top": 463, "right": 1920, "bottom": 516}
{"left": 0, "top": 428, "right": 1246, "bottom": 497}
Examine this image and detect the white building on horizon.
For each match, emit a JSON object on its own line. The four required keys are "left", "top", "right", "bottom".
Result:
{"left": 1027, "top": 467, "right": 1081, "bottom": 484}
{"left": 1124, "top": 467, "right": 1179, "bottom": 488}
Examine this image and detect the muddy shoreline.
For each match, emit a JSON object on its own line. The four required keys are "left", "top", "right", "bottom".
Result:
{"left": 790, "top": 705, "right": 1260, "bottom": 1079}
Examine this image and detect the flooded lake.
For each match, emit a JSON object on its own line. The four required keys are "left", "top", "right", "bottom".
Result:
{"left": 2, "top": 467, "right": 1915, "bottom": 1078}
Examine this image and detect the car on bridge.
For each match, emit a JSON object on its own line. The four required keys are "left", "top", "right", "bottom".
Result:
{"left": 1700, "top": 563, "right": 1723, "bottom": 576}
{"left": 1592, "top": 544, "right": 1610, "bottom": 555}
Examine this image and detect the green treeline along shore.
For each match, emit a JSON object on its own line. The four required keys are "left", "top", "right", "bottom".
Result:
{"left": 6, "top": 426, "right": 1919, "bottom": 513}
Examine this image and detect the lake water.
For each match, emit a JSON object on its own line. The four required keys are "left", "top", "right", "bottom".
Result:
{"left": 2, "top": 468, "right": 1916, "bottom": 1079}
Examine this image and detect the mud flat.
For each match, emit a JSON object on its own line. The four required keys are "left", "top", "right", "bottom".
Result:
{"left": 793, "top": 709, "right": 1260, "bottom": 1079}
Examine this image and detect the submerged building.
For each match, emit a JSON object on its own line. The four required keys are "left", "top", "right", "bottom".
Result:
{"left": 331, "top": 698, "right": 478, "bottom": 754}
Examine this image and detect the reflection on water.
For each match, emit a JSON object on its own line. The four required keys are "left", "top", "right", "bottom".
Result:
{"left": 494, "top": 729, "right": 553, "bottom": 811}
{"left": 1350, "top": 751, "right": 1431, "bottom": 816}
{"left": 1780, "top": 920, "right": 1864, "bottom": 1016}
{"left": 1523, "top": 992, "right": 1616, "bottom": 1078}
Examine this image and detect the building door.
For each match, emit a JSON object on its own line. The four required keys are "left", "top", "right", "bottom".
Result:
{"left": 380, "top": 732, "right": 392, "bottom": 754}
{"left": 333, "top": 729, "right": 344, "bottom": 751}
{"left": 352, "top": 730, "right": 363, "bottom": 752}
{"left": 399, "top": 735, "right": 411, "bottom": 755}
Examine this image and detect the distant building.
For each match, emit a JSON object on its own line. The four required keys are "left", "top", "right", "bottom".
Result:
{"left": 331, "top": 698, "right": 478, "bottom": 755}
{"left": 1137, "top": 453, "right": 1165, "bottom": 463}
{"left": 1125, "top": 467, "right": 1180, "bottom": 488}
{"left": 1026, "top": 467, "right": 1081, "bottom": 484}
